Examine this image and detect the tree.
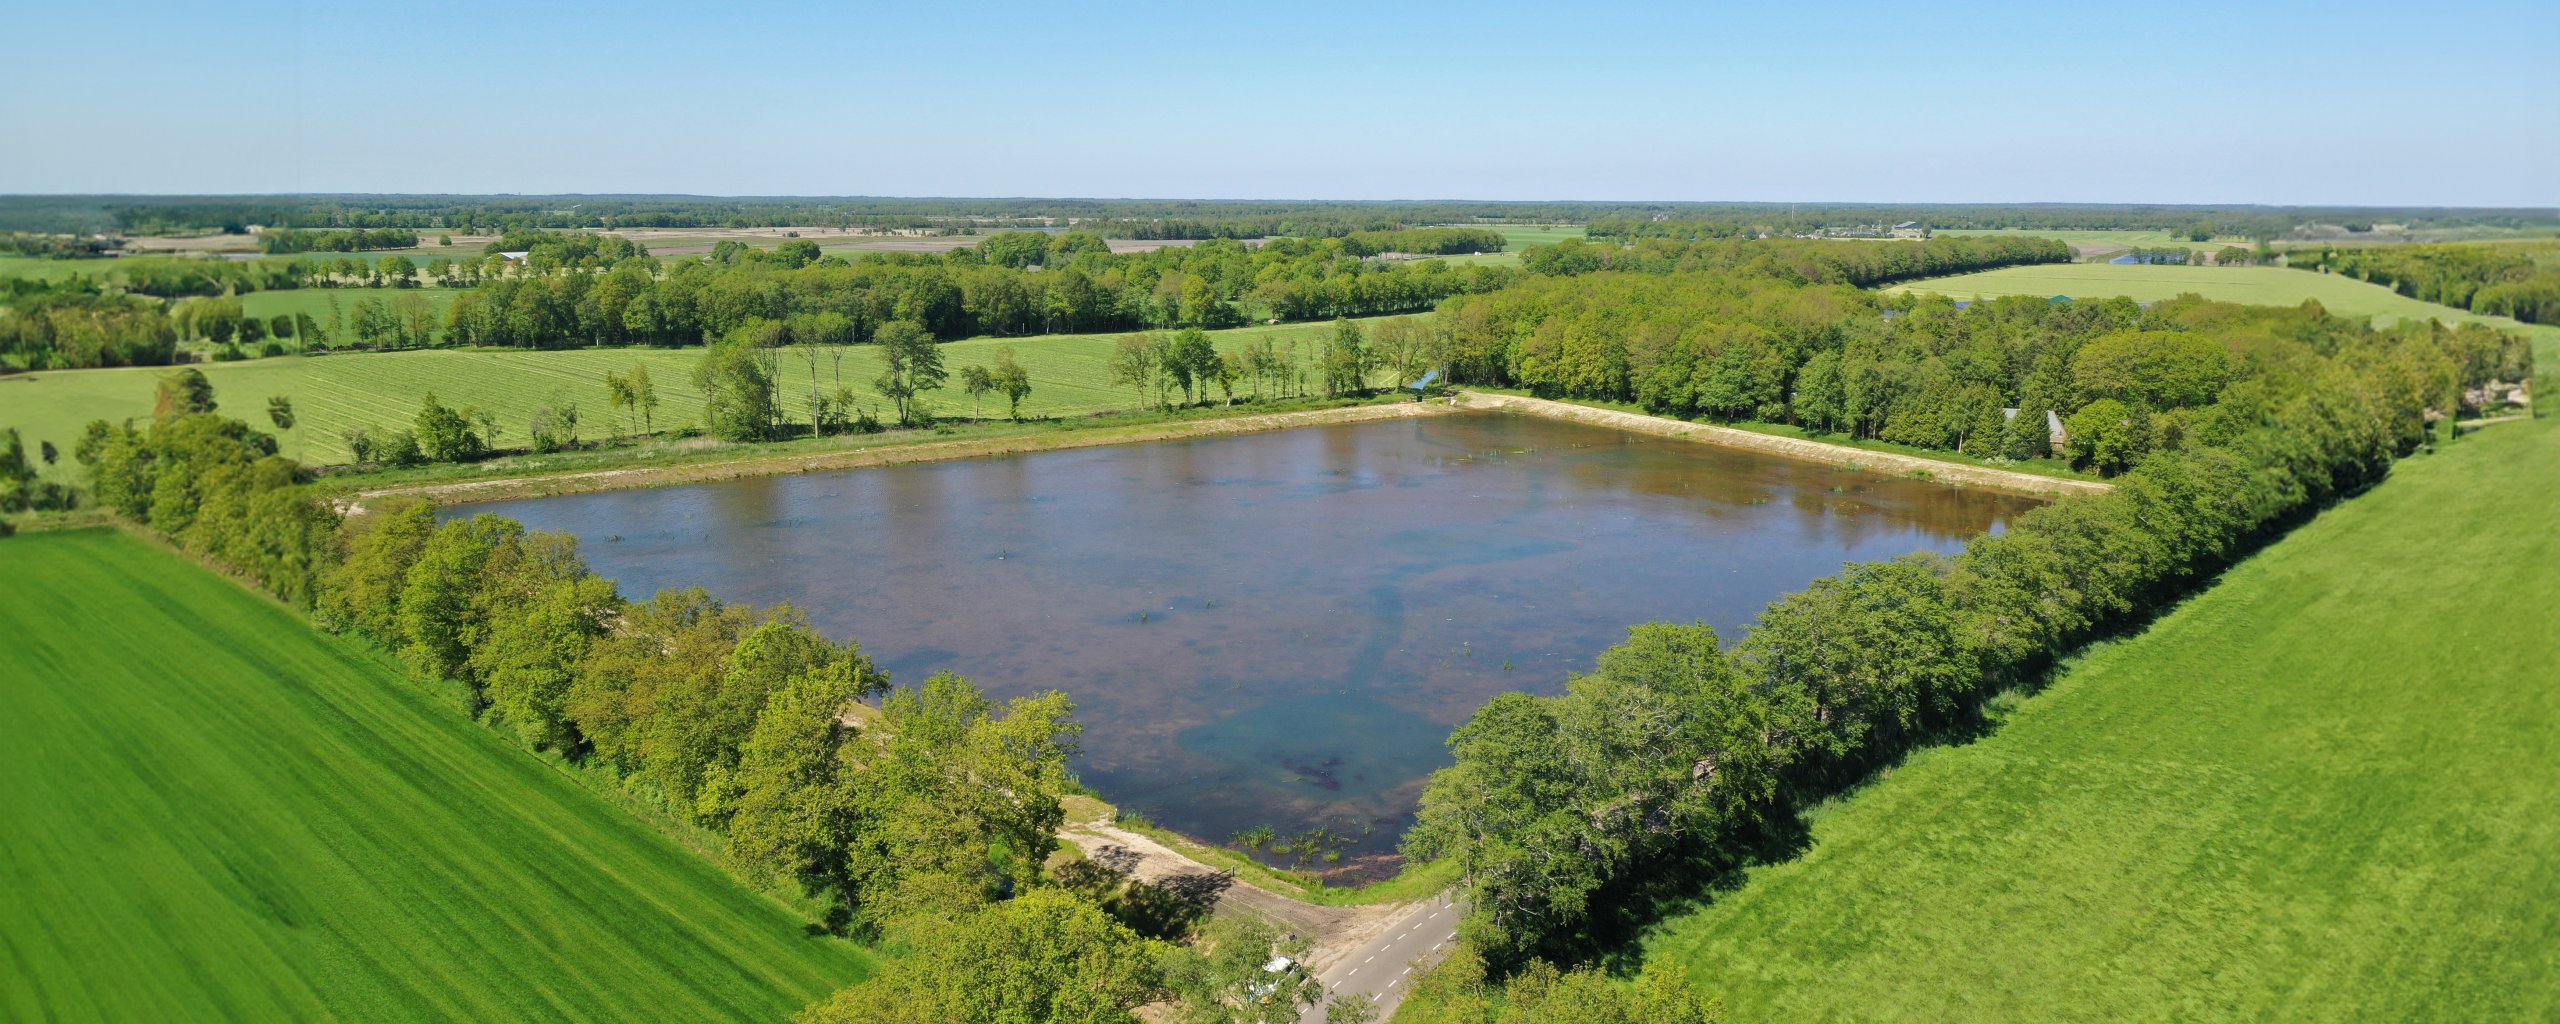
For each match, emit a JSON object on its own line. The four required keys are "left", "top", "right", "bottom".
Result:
{"left": 265, "top": 396, "right": 296, "bottom": 432}
{"left": 722, "top": 659, "right": 871, "bottom": 894}
{"left": 604, "top": 369, "right": 634, "bottom": 438}
{"left": 154, "top": 368, "right": 217, "bottom": 420}
{"left": 796, "top": 888, "right": 1164, "bottom": 1024}
{"left": 872, "top": 320, "right": 946, "bottom": 426}
{"left": 414, "top": 392, "right": 486, "bottom": 463}
{"left": 2063, "top": 398, "right": 2148, "bottom": 474}
{"left": 1160, "top": 915, "right": 1319, "bottom": 1024}
{"left": 697, "top": 335, "right": 780, "bottom": 442}
{"left": 472, "top": 542, "right": 620, "bottom": 751}
{"left": 2071, "top": 330, "right": 2230, "bottom": 410}
{"left": 992, "top": 347, "right": 1033, "bottom": 421}
{"left": 842, "top": 673, "right": 1081, "bottom": 930}
{"left": 1320, "top": 318, "right": 1369, "bottom": 397}
{"left": 958, "top": 364, "right": 996, "bottom": 419}
{"left": 1169, "top": 328, "right": 1221, "bottom": 406}
{"left": 1110, "top": 333, "right": 1161, "bottom": 409}
{"left": 627, "top": 361, "right": 658, "bottom": 435}
{"left": 396, "top": 514, "right": 520, "bottom": 682}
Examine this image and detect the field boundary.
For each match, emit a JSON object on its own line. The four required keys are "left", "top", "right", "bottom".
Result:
{"left": 352, "top": 400, "right": 1463, "bottom": 507}
{"left": 1457, "top": 391, "right": 2110, "bottom": 497}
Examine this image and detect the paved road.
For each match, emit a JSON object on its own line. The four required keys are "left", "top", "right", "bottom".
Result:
{"left": 1301, "top": 895, "right": 1461, "bottom": 1023}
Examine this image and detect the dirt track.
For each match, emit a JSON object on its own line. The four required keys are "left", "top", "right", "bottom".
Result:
{"left": 1458, "top": 391, "right": 2110, "bottom": 496}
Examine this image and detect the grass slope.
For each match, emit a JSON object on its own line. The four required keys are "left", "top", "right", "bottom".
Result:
{"left": 0, "top": 319, "right": 1348, "bottom": 474}
{"left": 0, "top": 529, "right": 872, "bottom": 1022}
{"left": 1640, "top": 415, "right": 2560, "bottom": 1021}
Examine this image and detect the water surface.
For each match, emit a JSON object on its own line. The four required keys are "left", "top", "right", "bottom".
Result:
{"left": 457, "top": 412, "right": 2038, "bottom": 868}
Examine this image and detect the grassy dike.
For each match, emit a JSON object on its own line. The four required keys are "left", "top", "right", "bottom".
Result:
{"left": 1629, "top": 413, "right": 2558, "bottom": 1021}
{"left": 0, "top": 529, "right": 874, "bottom": 1022}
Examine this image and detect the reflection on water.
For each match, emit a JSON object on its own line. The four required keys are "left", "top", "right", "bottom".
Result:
{"left": 455, "top": 411, "right": 2038, "bottom": 869}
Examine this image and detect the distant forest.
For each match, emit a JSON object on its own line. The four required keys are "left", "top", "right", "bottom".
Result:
{"left": 2, "top": 194, "right": 2552, "bottom": 241}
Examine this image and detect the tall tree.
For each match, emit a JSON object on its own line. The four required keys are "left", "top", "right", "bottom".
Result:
{"left": 872, "top": 320, "right": 946, "bottom": 425}
{"left": 991, "top": 347, "right": 1033, "bottom": 421}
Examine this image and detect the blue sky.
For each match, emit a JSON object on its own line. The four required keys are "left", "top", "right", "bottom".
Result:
{"left": 5, "top": 0, "right": 2552, "bottom": 204}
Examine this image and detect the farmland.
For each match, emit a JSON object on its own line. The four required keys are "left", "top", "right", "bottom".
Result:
{"left": 1927, "top": 227, "right": 2244, "bottom": 252}
{"left": 0, "top": 528, "right": 874, "bottom": 1022}
{"left": 1892, "top": 262, "right": 2560, "bottom": 347}
{"left": 0, "top": 319, "right": 1353, "bottom": 473}
{"left": 239, "top": 286, "right": 465, "bottom": 339}
{"left": 1638, "top": 413, "right": 2560, "bottom": 1021}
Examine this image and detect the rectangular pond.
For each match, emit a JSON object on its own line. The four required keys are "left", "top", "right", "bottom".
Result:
{"left": 453, "top": 411, "right": 2040, "bottom": 872}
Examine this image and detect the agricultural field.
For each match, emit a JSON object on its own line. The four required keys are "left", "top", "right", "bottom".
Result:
{"left": 0, "top": 528, "right": 875, "bottom": 1022}
{"left": 1640, "top": 413, "right": 2560, "bottom": 1021}
{"left": 1891, "top": 263, "right": 2560, "bottom": 349}
{"left": 238, "top": 286, "right": 464, "bottom": 338}
{"left": 1925, "top": 227, "right": 2244, "bottom": 252}
{"left": 0, "top": 319, "right": 1354, "bottom": 473}
{"left": 0, "top": 253, "right": 114, "bottom": 285}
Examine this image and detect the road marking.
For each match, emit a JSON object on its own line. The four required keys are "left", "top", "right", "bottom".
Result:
{"left": 1363, "top": 954, "right": 1375, "bottom": 963}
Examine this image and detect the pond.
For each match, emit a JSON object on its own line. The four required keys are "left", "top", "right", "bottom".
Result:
{"left": 454, "top": 411, "right": 2040, "bottom": 872}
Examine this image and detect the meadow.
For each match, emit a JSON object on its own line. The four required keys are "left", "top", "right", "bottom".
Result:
{"left": 0, "top": 528, "right": 875, "bottom": 1022}
{"left": 1892, "top": 262, "right": 2560, "bottom": 350}
{"left": 0, "top": 319, "right": 1351, "bottom": 472}
{"left": 1926, "top": 227, "right": 2244, "bottom": 251}
{"left": 240, "top": 286, "right": 464, "bottom": 337}
{"left": 1640, "top": 413, "right": 2559, "bottom": 1021}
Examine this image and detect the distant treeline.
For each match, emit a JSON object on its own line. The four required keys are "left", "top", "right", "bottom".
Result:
{"left": 2294, "top": 242, "right": 2560, "bottom": 325}
{"left": 9, "top": 194, "right": 2553, "bottom": 240}
{"left": 256, "top": 227, "right": 420, "bottom": 254}
{"left": 1, "top": 232, "right": 116, "bottom": 259}
{"left": 1405, "top": 287, "right": 2526, "bottom": 969}
{"left": 1519, "top": 234, "right": 2070, "bottom": 287}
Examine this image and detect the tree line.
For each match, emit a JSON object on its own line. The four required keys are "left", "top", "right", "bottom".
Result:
{"left": 1419, "top": 264, "right": 2523, "bottom": 474}
{"left": 438, "top": 235, "right": 1517, "bottom": 349}
{"left": 19, "top": 194, "right": 2549, "bottom": 241}
{"left": 1400, "top": 291, "right": 2523, "bottom": 975}
{"left": 1518, "top": 234, "right": 2069, "bottom": 285}
{"left": 256, "top": 227, "right": 421, "bottom": 254}
{"left": 2293, "top": 242, "right": 2560, "bottom": 326}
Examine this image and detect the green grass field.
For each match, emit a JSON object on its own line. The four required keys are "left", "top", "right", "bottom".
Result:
{"left": 1640, "top": 414, "right": 2560, "bottom": 1021}
{"left": 0, "top": 319, "right": 1351, "bottom": 474}
{"left": 1892, "top": 263, "right": 2560, "bottom": 349}
{"left": 0, "top": 529, "right": 874, "bottom": 1021}
{"left": 238, "top": 286, "right": 464, "bottom": 338}
{"left": 1926, "top": 228, "right": 2244, "bottom": 250}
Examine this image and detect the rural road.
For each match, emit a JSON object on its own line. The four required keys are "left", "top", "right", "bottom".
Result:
{"left": 1300, "top": 894, "right": 1462, "bottom": 1023}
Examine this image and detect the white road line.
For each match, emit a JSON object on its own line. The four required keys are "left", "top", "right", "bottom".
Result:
{"left": 1363, "top": 954, "right": 1375, "bottom": 963}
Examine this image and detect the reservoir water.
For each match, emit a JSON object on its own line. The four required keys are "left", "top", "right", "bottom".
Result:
{"left": 454, "top": 411, "right": 2038, "bottom": 871}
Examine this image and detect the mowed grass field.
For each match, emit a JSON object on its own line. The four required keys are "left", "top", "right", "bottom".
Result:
{"left": 0, "top": 529, "right": 874, "bottom": 1021}
{"left": 1642, "top": 414, "right": 2560, "bottom": 1021}
{"left": 0, "top": 319, "right": 1351, "bottom": 474}
{"left": 1893, "top": 262, "right": 2560, "bottom": 350}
